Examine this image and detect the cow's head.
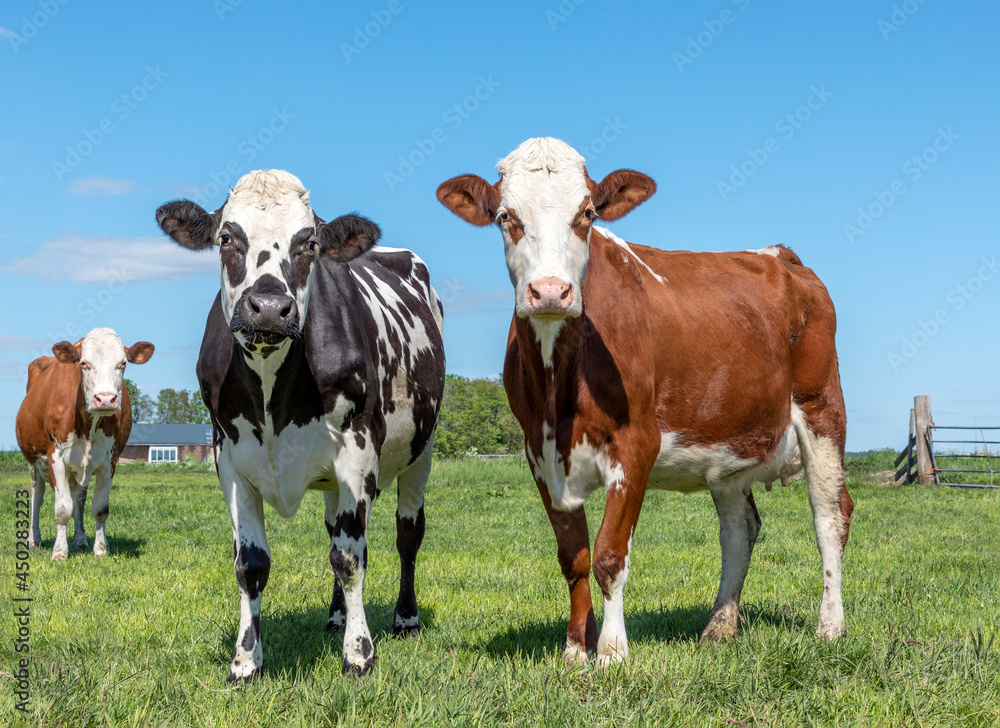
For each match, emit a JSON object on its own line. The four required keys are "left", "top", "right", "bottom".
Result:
{"left": 52, "top": 328, "right": 154, "bottom": 414}
{"left": 156, "top": 170, "right": 380, "bottom": 352}
{"left": 436, "top": 137, "right": 655, "bottom": 320}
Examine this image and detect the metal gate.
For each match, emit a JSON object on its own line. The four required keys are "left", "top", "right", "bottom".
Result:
{"left": 927, "top": 425, "right": 1000, "bottom": 489}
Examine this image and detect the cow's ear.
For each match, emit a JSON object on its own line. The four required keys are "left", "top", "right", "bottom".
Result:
{"left": 319, "top": 214, "right": 381, "bottom": 262}
{"left": 589, "top": 169, "right": 656, "bottom": 221}
{"left": 125, "top": 342, "right": 155, "bottom": 364}
{"left": 52, "top": 341, "right": 81, "bottom": 364}
{"left": 436, "top": 174, "right": 500, "bottom": 226}
{"left": 156, "top": 200, "right": 219, "bottom": 250}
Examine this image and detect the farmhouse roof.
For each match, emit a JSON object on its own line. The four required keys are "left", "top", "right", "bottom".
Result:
{"left": 127, "top": 423, "right": 212, "bottom": 446}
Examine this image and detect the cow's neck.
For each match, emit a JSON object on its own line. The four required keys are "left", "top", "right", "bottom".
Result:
{"left": 240, "top": 341, "right": 293, "bottom": 426}
{"left": 515, "top": 314, "right": 584, "bottom": 425}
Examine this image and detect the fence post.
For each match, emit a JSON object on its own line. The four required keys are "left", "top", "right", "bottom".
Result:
{"left": 915, "top": 395, "right": 934, "bottom": 484}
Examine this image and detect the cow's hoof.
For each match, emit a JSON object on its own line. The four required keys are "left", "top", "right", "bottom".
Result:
{"left": 28, "top": 539, "right": 41, "bottom": 549}
{"left": 324, "top": 618, "right": 345, "bottom": 634}
{"left": 93, "top": 542, "right": 108, "bottom": 557}
{"left": 391, "top": 619, "right": 420, "bottom": 639}
{"left": 563, "top": 641, "right": 591, "bottom": 666}
{"left": 73, "top": 537, "right": 89, "bottom": 550}
{"left": 699, "top": 621, "right": 738, "bottom": 645}
{"left": 225, "top": 668, "right": 259, "bottom": 686}
{"left": 595, "top": 652, "right": 626, "bottom": 671}
{"left": 51, "top": 550, "right": 68, "bottom": 562}
{"left": 815, "top": 623, "right": 845, "bottom": 640}
{"left": 342, "top": 658, "right": 374, "bottom": 678}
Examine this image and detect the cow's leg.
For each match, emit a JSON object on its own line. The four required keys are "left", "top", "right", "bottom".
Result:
{"left": 48, "top": 453, "right": 73, "bottom": 561}
{"left": 330, "top": 436, "right": 378, "bottom": 676}
{"left": 323, "top": 491, "right": 347, "bottom": 634}
{"left": 535, "top": 481, "right": 597, "bottom": 664}
{"left": 701, "top": 486, "right": 761, "bottom": 644}
{"left": 91, "top": 466, "right": 112, "bottom": 557}
{"left": 28, "top": 462, "right": 44, "bottom": 548}
{"left": 795, "top": 415, "right": 852, "bottom": 640}
{"left": 219, "top": 453, "right": 270, "bottom": 684}
{"left": 392, "top": 446, "right": 430, "bottom": 638}
{"left": 592, "top": 482, "right": 645, "bottom": 667}
{"left": 71, "top": 481, "right": 89, "bottom": 550}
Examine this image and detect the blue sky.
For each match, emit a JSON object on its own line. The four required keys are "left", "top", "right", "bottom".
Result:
{"left": 1, "top": 0, "right": 997, "bottom": 451}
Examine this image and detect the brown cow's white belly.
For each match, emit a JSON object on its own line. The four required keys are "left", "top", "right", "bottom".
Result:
{"left": 649, "top": 403, "right": 806, "bottom": 494}
{"left": 531, "top": 402, "right": 808, "bottom": 511}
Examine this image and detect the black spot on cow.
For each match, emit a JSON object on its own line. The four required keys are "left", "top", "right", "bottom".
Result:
{"left": 256, "top": 250, "right": 271, "bottom": 268}
{"left": 355, "top": 431, "right": 366, "bottom": 450}
{"left": 95, "top": 506, "right": 109, "bottom": 520}
{"left": 240, "top": 624, "right": 257, "bottom": 652}
{"left": 358, "top": 636, "right": 373, "bottom": 659}
{"left": 220, "top": 221, "right": 249, "bottom": 288}
{"left": 364, "top": 472, "right": 377, "bottom": 501}
{"left": 326, "top": 579, "right": 346, "bottom": 633}
{"left": 273, "top": 242, "right": 279, "bottom": 250}
{"left": 234, "top": 541, "right": 271, "bottom": 600}
{"left": 332, "top": 508, "right": 365, "bottom": 542}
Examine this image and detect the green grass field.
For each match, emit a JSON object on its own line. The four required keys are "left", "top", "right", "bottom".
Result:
{"left": 1, "top": 453, "right": 998, "bottom": 727}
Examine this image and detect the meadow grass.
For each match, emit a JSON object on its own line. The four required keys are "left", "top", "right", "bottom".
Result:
{"left": 1, "top": 454, "right": 998, "bottom": 726}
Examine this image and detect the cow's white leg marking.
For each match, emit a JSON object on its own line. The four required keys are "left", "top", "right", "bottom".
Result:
{"left": 794, "top": 416, "right": 847, "bottom": 639}
{"left": 330, "top": 432, "right": 377, "bottom": 676}
{"left": 49, "top": 450, "right": 73, "bottom": 561}
{"left": 28, "top": 462, "right": 45, "bottom": 548}
{"left": 596, "top": 534, "right": 632, "bottom": 668}
{"left": 219, "top": 449, "right": 270, "bottom": 684}
{"left": 701, "top": 485, "right": 760, "bottom": 643}
{"left": 91, "top": 465, "right": 112, "bottom": 557}
{"left": 392, "top": 443, "right": 430, "bottom": 637}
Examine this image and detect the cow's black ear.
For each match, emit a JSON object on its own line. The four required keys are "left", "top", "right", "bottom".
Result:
{"left": 156, "top": 200, "right": 218, "bottom": 250}
{"left": 319, "top": 214, "right": 381, "bottom": 262}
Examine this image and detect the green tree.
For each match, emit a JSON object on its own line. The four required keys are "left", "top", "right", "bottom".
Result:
{"left": 435, "top": 374, "right": 524, "bottom": 458}
{"left": 124, "top": 379, "right": 155, "bottom": 422}
{"left": 154, "top": 388, "right": 211, "bottom": 424}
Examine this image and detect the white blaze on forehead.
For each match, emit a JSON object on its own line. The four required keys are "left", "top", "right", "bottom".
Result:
{"left": 219, "top": 170, "right": 316, "bottom": 318}
{"left": 80, "top": 327, "right": 126, "bottom": 401}
{"left": 497, "top": 138, "right": 592, "bottom": 318}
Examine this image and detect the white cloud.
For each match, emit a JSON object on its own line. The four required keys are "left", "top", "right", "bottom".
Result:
{"left": 441, "top": 288, "right": 511, "bottom": 317}
{"left": 67, "top": 177, "right": 138, "bottom": 196}
{"left": 0, "top": 335, "right": 51, "bottom": 352}
{"left": 1, "top": 235, "right": 218, "bottom": 283}
{"left": 0, "top": 27, "right": 15, "bottom": 38}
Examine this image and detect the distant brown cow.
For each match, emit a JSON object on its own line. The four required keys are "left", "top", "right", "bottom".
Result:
{"left": 16, "top": 328, "right": 154, "bottom": 560}
{"left": 437, "top": 137, "right": 853, "bottom": 666}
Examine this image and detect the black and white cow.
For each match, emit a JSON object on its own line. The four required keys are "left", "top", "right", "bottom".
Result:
{"left": 156, "top": 170, "right": 445, "bottom": 680}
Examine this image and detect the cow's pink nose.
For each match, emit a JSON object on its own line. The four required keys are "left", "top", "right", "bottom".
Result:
{"left": 527, "top": 277, "right": 574, "bottom": 314}
{"left": 93, "top": 392, "right": 118, "bottom": 410}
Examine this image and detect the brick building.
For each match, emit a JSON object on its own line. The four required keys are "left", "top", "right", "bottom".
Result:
{"left": 120, "top": 423, "right": 213, "bottom": 464}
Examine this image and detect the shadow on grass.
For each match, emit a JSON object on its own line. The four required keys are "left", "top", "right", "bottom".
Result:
{"left": 213, "top": 597, "right": 439, "bottom": 678}
{"left": 481, "top": 603, "right": 808, "bottom": 657}
{"left": 30, "top": 536, "right": 147, "bottom": 559}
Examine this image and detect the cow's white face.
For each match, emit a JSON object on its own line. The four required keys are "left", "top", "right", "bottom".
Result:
{"left": 437, "top": 137, "right": 656, "bottom": 322}
{"left": 495, "top": 139, "right": 594, "bottom": 319}
{"left": 52, "top": 328, "right": 155, "bottom": 414}
{"left": 157, "top": 170, "right": 382, "bottom": 355}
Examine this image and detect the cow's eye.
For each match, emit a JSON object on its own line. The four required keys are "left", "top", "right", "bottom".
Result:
{"left": 497, "top": 210, "right": 510, "bottom": 223}
{"left": 220, "top": 234, "right": 231, "bottom": 246}
{"left": 583, "top": 208, "right": 595, "bottom": 220}
{"left": 307, "top": 240, "right": 318, "bottom": 252}
{"left": 118, "top": 361, "right": 126, "bottom": 370}
{"left": 80, "top": 361, "right": 90, "bottom": 370}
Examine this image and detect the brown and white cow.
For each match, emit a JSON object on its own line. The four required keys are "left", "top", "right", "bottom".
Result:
{"left": 437, "top": 137, "right": 853, "bottom": 665}
{"left": 16, "top": 328, "right": 154, "bottom": 560}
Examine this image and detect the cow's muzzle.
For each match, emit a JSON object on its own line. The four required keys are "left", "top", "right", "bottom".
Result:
{"left": 231, "top": 291, "right": 301, "bottom": 345}
{"left": 92, "top": 392, "right": 119, "bottom": 412}
{"left": 526, "top": 277, "right": 575, "bottom": 318}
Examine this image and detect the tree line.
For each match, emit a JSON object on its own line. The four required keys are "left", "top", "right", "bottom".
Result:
{"left": 123, "top": 374, "right": 525, "bottom": 456}
{"left": 124, "top": 380, "right": 210, "bottom": 425}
